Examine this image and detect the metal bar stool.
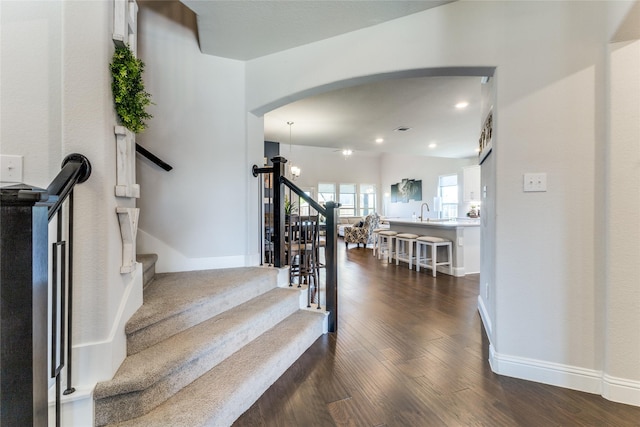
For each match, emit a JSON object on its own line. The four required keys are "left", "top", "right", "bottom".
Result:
{"left": 377, "top": 230, "right": 398, "bottom": 262}
{"left": 416, "top": 236, "right": 453, "bottom": 277}
{"left": 394, "top": 233, "right": 419, "bottom": 269}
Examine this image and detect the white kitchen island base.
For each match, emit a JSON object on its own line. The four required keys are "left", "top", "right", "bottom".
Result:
{"left": 386, "top": 218, "right": 480, "bottom": 277}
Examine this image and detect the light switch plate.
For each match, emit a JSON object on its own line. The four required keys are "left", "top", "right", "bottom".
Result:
{"left": 0, "top": 155, "right": 24, "bottom": 183}
{"left": 523, "top": 173, "right": 547, "bottom": 192}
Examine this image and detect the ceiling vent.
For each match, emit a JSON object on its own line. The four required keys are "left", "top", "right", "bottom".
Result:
{"left": 394, "top": 126, "right": 412, "bottom": 132}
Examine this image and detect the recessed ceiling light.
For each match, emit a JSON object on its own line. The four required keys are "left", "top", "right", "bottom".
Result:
{"left": 428, "top": 143, "right": 437, "bottom": 149}
{"left": 342, "top": 149, "right": 353, "bottom": 156}
{"left": 375, "top": 138, "right": 384, "bottom": 143}
{"left": 394, "top": 126, "right": 411, "bottom": 132}
{"left": 455, "top": 101, "right": 469, "bottom": 109}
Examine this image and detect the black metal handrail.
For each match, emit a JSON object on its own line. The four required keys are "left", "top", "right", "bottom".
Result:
{"left": 136, "top": 143, "right": 173, "bottom": 171}
{"left": 46, "top": 154, "right": 91, "bottom": 427}
{"left": 0, "top": 153, "right": 92, "bottom": 426}
{"left": 46, "top": 154, "right": 92, "bottom": 221}
{"left": 253, "top": 156, "right": 340, "bottom": 332}
{"left": 281, "top": 176, "right": 326, "bottom": 213}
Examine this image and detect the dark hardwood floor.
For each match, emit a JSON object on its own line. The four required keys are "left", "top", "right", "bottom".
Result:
{"left": 234, "top": 243, "right": 640, "bottom": 426}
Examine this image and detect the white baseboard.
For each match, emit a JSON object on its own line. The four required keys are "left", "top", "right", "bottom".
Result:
{"left": 72, "top": 263, "right": 143, "bottom": 385}
{"left": 274, "top": 266, "right": 290, "bottom": 287}
{"left": 137, "top": 228, "right": 252, "bottom": 273}
{"left": 602, "top": 374, "right": 640, "bottom": 406}
{"left": 489, "top": 345, "right": 640, "bottom": 407}
{"left": 447, "top": 266, "right": 465, "bottom": 277}
{"left": 48, "top": 263, "right": 143, "bottom": 426}
{"left": 48, "top": 386, "right": 93, "bottom": 426}
{"left": 489, "top": 345, "right": 602, "bottom": 394}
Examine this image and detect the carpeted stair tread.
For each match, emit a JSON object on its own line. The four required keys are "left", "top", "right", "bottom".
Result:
{"left": 94, "top": 287, "right": 300, "bottom": 425}
{"left": 110, "top": 309, "right": 325, "bottom": 427}
{"left": 125, "top": 267, "right": 277, "bottom": 354}
{"left": 137, "top": 253, "right": 158, "bottom": 273}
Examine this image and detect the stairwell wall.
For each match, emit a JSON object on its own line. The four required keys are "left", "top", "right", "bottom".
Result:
{"left": 136, "top": 1, "right": 259, "bottom": 273}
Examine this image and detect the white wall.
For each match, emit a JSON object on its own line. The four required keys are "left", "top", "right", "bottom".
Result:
{"left": 136, "top": 1, "right": 256, "bottom": 272}
{"left": 0, "top": 0, "right": 62, "bottom": 184}
{"left": 606, "top": 38, "right": 640, "bottom": 403}
{"left": 278, "top": 144, "right": 381, "bottom": 209}
{"left": 275, "top": 145, "right": 474, "bottom": 220}
{"left": 380, "top": 153, "right": 474, "bottom": 219}
{"left": 245, "top": 0, "right": 640, "bottom": 405}
{"left": 284, "top": 145, "right": 381, "bottom": 190}
{"left": 1, "top": 1, "right": 143, "bottom": 423}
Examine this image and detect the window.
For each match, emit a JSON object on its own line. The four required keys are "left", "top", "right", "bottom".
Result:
{"left": 439, "top": 174, "right": 458, "bottom": 218}
{"left": 318, "top": 183, "right": 335, "bottom": 205}
{"left": 298, "top": 190, "right": 312, "bottom": 216}
{"left": 359, "top": 184, "right": 376, "bottom": 216}
{"left": 318, "top": 182, "right": 378, "bottom": 217}
{"left": 339, "top": 184, "right": 356, "bottom": 216}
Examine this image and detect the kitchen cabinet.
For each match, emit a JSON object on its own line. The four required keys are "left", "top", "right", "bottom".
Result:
{"left": 463, "top": 165, "right": 481, "bottom": 202}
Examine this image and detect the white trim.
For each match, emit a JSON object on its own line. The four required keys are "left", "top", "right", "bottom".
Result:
{"left": 445, "top": 265, "right": 465, "bottom": 277}
{"left": 602, "top": 374, "right": 640, "bottom": 407}
{"left": 489, "top": 347, "right": 640, "bottom": 407}
{"left": 48, "top": 263, "right": 142, "bottom": 426}
{"left": 477, "top": 295, "right": 492, "bottom": 337}
{"left": 489, "top": 347, "right": 602, "bottom": 395}
{"left": 48, "top": 386, "right": 94, "bottom": 426}
{"left": 72, "top": 263, "right": 143, "bottom": 384}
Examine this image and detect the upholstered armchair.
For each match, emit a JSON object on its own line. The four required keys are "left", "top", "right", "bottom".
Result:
{"left": 344, "top": 213, "right": 380, "bottom": 248}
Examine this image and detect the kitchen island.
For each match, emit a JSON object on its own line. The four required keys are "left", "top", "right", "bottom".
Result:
{"left": 386, "top": 218, "right": 480, "bottom": 277}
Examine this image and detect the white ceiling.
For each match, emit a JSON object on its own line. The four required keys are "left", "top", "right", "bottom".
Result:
{"left": 180, "top": 0, "right": 485, "bottom": 159}
{"left": 265, "top": 76, "right": 484, "bottom": 158}
{"left": 180, "top": 0, "right": 454, "bottom": 61}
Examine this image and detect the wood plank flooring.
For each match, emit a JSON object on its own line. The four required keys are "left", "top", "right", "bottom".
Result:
{"left": 234, "top": 244, "right": 640, "bottom": 426}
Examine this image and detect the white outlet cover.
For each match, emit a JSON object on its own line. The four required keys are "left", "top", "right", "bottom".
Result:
{"left": 523, "top": 172, "right": 547, "bottom": 192}
{"left": 0, "top": 155, "right": 24, "bottom": 183}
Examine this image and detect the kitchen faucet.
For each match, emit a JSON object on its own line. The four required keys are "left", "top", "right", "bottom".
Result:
{"left": 420, "top": 202, "right": 430, "bottom": 222}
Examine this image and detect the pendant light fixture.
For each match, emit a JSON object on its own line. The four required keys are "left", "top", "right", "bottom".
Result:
{"left": 287, "top": 121, "right": 301, "bottom": 179}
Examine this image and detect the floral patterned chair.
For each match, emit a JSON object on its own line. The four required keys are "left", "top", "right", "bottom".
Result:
{"left": 344, "top": 212, "right": 380, "bottom": 248}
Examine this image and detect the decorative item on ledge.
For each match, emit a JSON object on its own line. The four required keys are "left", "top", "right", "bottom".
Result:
{"left": 114, "top": 126, "right": 140, "bottom": 198}
{"left": 116, "top": 207, "right": 140, "bottom": 274}
{"left": 113, "top": 0, "right": 138, "bottom": 51}
{"left": 478, "top": 109, "right": 493, "bottom": 164}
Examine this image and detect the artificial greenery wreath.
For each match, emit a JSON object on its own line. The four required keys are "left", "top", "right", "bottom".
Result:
{"left": 110, "top": 45, "right": 153, "bottom": 133}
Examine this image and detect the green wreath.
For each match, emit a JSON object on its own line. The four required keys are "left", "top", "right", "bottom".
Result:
{"left": 110, "top": 45, "right": 153, "bottom": 133}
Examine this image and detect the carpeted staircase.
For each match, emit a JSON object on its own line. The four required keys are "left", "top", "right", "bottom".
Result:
{"left": 94, "top": 255, "right": 326, "bottom": 426}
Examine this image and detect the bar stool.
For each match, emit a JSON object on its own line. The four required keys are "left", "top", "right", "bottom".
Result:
{"left": 416, "top": 236, "right": 453, "bottom": 277}
{"left": 372, "top": 228, "right": 385, "bottom": 257}
{"left": 377, "top": 230, "right": 398, "bottom": 262}
{"left": 394, "top": 233, "right": 419, "bottom": 269}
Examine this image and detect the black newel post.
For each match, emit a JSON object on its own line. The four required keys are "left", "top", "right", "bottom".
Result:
{"left": 324, "top": 201, "right": 339, "bottom": 332}
{"left": 271, "top": 156, "right": 287, "bottom": 268}
{"left": 0, "top": 184, "right": 50, "bottom": 426}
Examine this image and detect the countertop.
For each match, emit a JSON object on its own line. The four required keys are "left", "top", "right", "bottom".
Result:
{"left": 386, "top": 218, "right": 480, "bottom": 228}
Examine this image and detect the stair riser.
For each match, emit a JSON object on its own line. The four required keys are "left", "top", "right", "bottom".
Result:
{"left": 142, "top": 263, "right": 155, "bottom": 287}
{"left": 208, "top": 316, "right": 325, "bottom": 426}
{"left": 105, "top": 311, "right": 326, "bottom": 426}
{"left": 95, "top": 290, "right": 301, "bottom": 426}
{"left": 126, "top": 277, "right": 276, "bottom": 355}
{"left": 137, "top": 254, "right": 158, "bottom": 289}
